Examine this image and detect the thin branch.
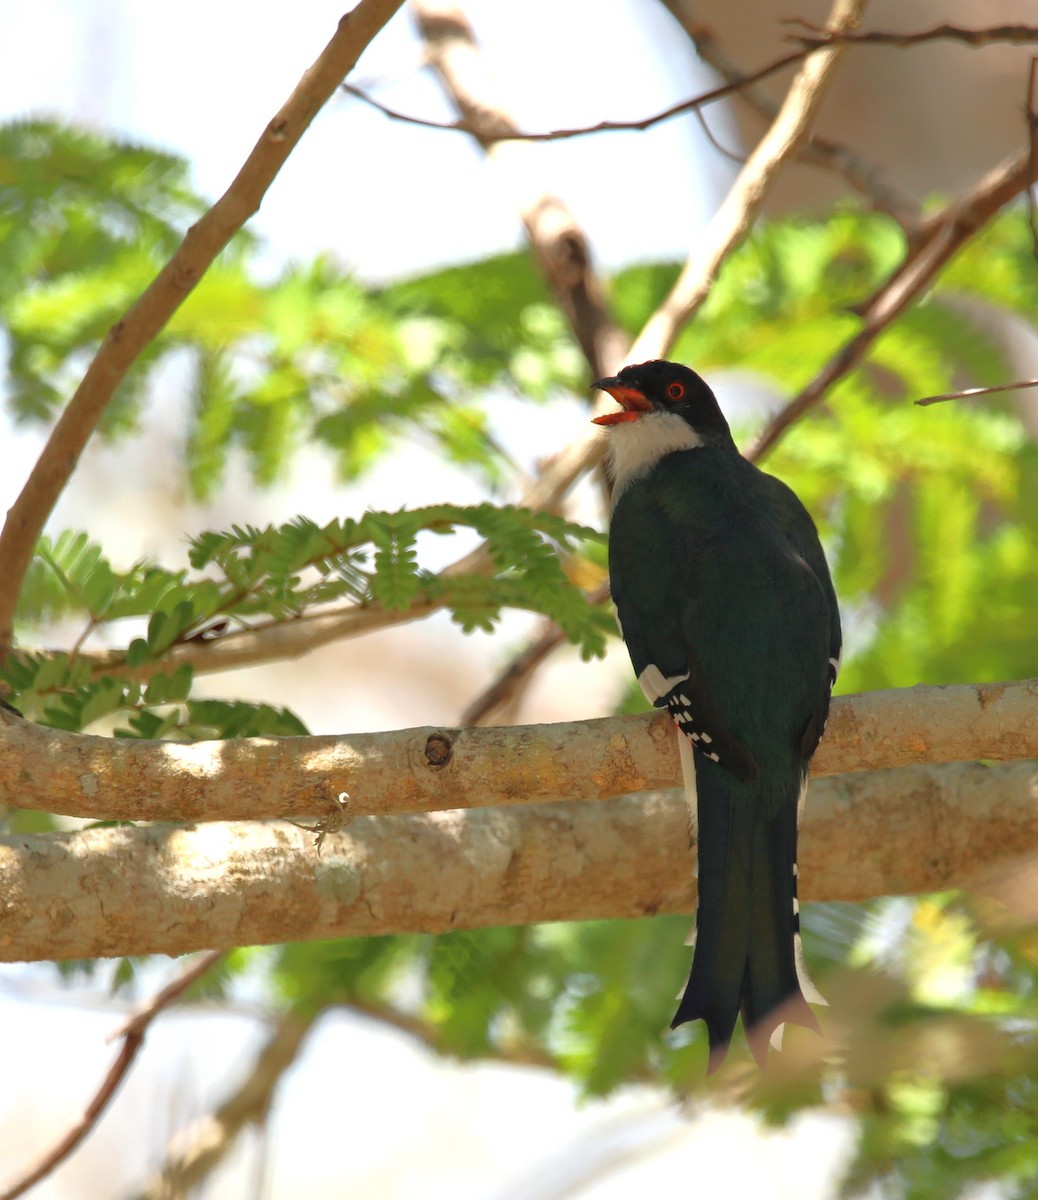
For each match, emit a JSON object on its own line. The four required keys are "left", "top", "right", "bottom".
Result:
{"left": 1, "top": 675, "right": 1036, "bottom": 823}
{"left": 341, "top": 47, "right": 809, "bottom": 142}
{"left": 2, "top": 760, "right": 1037, "bottom": 962}
{"left": 748, "top": 148, "right": 1035, "bottom": 460}
{"left": 81, "top": 594, "right": 445, "bottom": 682}
{"left": 0, "top": 951, "right": 223, "bottom": 1200}
{"left": 340, "top": 23, "right": 1038, "bottom": 145}
{"left": 132, "top": 1011, "right": 313, "bottom": 1200}
{"left": 0, "top": 0, "right": 406, "bottom": 658}
{"left": 410, "top": 1, "right": 627, "bottom": 381}
{"left": 657, "top": 0, "right": 922, "bottom": 228}
{"left": 916, "top": 379, "right": 1038, "bottom": 406}
{"left": 789, "top": 21, "right": 1038, "bottom": 51}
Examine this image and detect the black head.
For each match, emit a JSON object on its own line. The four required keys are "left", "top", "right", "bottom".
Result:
{"left": 591, "top": 360, "right": 735, "bottom": 447}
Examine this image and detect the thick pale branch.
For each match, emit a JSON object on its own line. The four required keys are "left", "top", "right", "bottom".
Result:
{"left": 0, "top": 679, "right": 1035, "bottom": 824}
{"left": 1, "top": 761, "right": 1035, "bottom": 963}
{"left": 0, "top": 0, "right": 405, "bottom": 655}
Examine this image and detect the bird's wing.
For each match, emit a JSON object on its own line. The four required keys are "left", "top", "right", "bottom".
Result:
{"left": 757, "top": 472, "right": 842, "bottom": 759}
{"left": 610, "top": 511, "right": 758, "bottom": 784}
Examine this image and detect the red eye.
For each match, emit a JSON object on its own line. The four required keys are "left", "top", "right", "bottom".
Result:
{"left": 666, "top": 381, "right": 685, "bottom": 402}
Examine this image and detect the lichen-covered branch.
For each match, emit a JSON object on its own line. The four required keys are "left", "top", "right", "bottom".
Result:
{"left": 0, "top": 679, "right": 1035, "bottom": 824}
{"left": 2, "top": 761, "right": 1036, "bottom": 963}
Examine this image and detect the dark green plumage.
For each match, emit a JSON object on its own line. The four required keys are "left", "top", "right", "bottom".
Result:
{"left": 594, "top": 360, "right": 841, "bottom": 1070}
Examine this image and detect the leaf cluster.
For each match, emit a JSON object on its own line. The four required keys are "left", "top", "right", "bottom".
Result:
{"left": 5, "top": 506, "right": 605, "bottom": 735}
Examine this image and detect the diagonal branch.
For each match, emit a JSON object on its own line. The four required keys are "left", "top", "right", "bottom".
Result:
{"left": 132, "top": 1012, "right": 314, "bottom": 1200}
{"left": 657, "top": 0, "right": 922, "bottom": 228}
{"left": 1, "top": 677, "right": 1035, "bottom": 824}
{"left": 2, "top": 759, "right": 1037, "bottom": 962}
{"left": 0, "top": 0, "right": 406, "bottom": 658}
{"left": 748, "top": 147, "right": 1036, "bottom": 460}
{"left": 0, "top": 951, "right": 223, "bottom": 1200}
{"left": 631, "top": 0, "right": 865, "bottom": 360}
{"left": 788, "top": 21, "right": 1038, "bottom": 51}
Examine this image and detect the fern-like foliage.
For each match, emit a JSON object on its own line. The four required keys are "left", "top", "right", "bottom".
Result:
{"left": 5, "top": 505, "right": 606, "bottom": 734}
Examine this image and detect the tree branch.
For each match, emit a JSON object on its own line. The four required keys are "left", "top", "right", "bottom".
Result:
{"left": 630, "top": 0, "right": 865, "bottom": 361}
{"left": 748, "top": 147, "right": 1036, "bottom": 460}
{"left": 0, "top": 0, "right": 406, "bottom": 657}
{"left": 341, "top": 48, "right": 808, "bottom": 143}
{"left": 0, "top": 951, "right": 223, "bottom": 1200}
{"left": 79, "top": 595, "right": 444, "bottom": 682}
{"left": 131, "top": 1012, "right": 313, "bottom": 1200}
{"left": 789, "top": 22, "right": 1038, "bottom": 51}
{"left": 2, "top": 760, "right": 1036, "bottom": 963}
{"left": 1, "top": 678, "right": 1035, "bottom": 824}
{"left": 657, "top": 0, "right": 922, "bottom": 228}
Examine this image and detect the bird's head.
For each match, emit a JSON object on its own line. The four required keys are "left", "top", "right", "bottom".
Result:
{"left": 591, "top": 360, "right": 733, "bottom": 447}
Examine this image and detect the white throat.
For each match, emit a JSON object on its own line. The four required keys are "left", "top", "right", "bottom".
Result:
{"left": 603, "top": 411, "right": 703, "bottom": 502}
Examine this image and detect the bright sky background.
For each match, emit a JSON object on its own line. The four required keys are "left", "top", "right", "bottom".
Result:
{"left": 0, "top": 4, "right": 855, "bottom": 1197}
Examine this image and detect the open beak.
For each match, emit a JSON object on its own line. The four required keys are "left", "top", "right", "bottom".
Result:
{"left": 590, "top": 378, "right": 653, "bottom": 426}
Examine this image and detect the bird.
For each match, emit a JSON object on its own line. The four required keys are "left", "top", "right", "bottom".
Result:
{"left": 592, "top": 359, "right": 841, "bottom": 1071}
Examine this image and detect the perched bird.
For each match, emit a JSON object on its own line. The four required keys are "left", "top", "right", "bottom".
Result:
{"left": 592, "top": 360, "right": 841, "bottom": 1070}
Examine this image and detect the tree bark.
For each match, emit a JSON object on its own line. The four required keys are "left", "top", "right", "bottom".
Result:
{"left": 2, "top": 760, "right": 1036, "bottom": 962}
{"left": 1, "top": 679, "right": 1035, "bottom": 823}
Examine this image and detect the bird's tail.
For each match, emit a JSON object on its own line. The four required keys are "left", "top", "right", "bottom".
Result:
{"left": 671, "top": 752, "right": 824, "bottom": 1071}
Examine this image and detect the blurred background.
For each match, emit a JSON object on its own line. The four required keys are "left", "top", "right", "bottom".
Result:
{"left": 2, "top": 1, "right": 1037, "bottom": 1196}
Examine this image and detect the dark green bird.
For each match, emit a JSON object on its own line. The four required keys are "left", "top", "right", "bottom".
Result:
{"left": 592, "top": 359, "right": 841, "bottom": 1070}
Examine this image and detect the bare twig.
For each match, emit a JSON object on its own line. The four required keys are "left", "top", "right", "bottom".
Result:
{"left": 788, "top": 21, "right": 1038, "bottom": 51}
{"left": 916, "top": 379, "right": 1038, "bottom": 406}
{"left": 0, "top": 950, "right": 223, "bottom": 1200}
{"left": 342, "top": 47, "right": 808, "bottom": 142}
{"left": 748, "top": 149, "right": 1035, "bottom": 460}
{"left": 0, "top": 0, "right": 405, "bottom": 658}
{"left": 657, "top": 0, "right": 922, "bottom": 228}
{"left": 410, "top": 2, "right": 627, "bottom": 380}
{"left": 3, "top": 757, "right": 1038, "bottom": 962}
{"left": 133, "top": 1011, "right": 313, "bottom": 1200}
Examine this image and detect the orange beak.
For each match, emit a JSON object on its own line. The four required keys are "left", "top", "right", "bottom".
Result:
{"left": 590, "top": 378, "right": 653, "bottom": 426}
